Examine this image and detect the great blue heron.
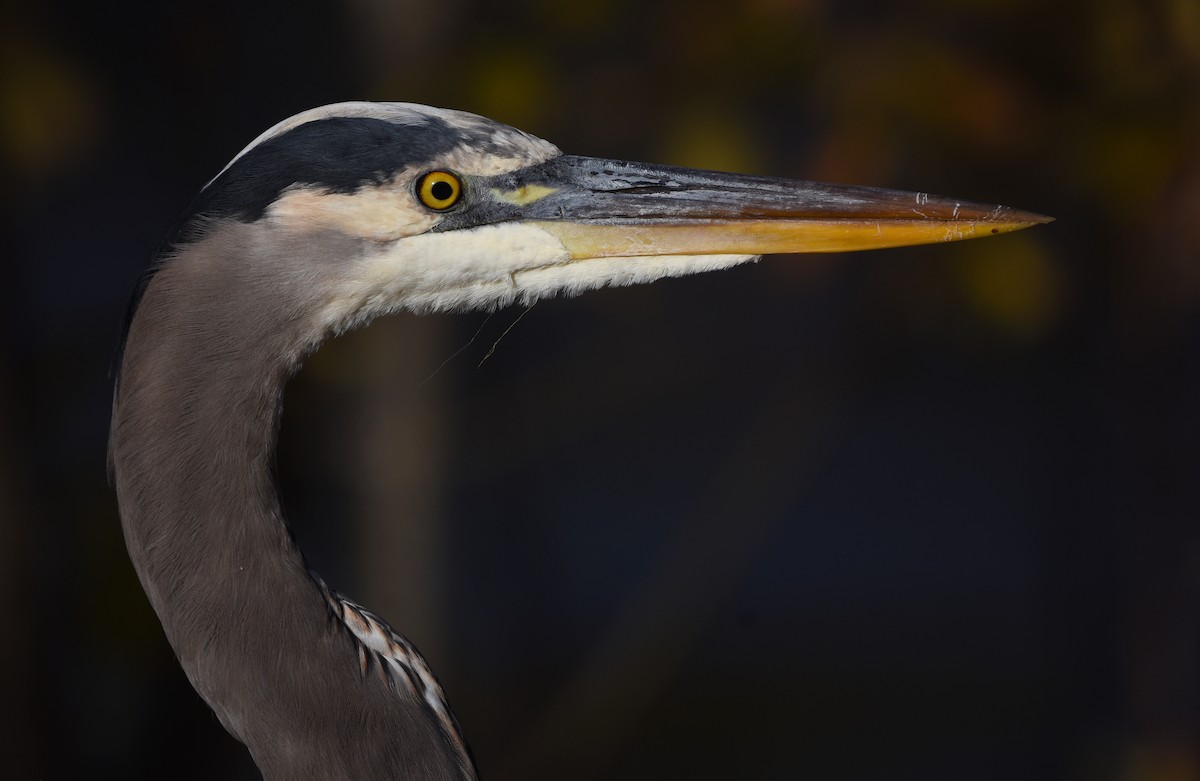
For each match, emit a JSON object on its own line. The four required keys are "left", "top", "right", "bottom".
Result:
{"left": 109, "top": 101, "right": 1048, "bottom": 779}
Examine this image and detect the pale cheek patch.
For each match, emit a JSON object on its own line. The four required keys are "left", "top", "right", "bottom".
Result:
{"left": 267, "top": 186, "right": 438, "bottom": 242}
{"left": 510, "top": 253, "right": 759, "bottom": 303}
{"left": 314, "top": 219, "right": 759, "bottom": 334}
{"left": 316, "top": 223, "right": 574, "bottom": 329}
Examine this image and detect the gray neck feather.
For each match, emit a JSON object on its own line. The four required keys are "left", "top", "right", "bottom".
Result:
{"left": 110, "top": 221, "right": 473, "bottom": 780}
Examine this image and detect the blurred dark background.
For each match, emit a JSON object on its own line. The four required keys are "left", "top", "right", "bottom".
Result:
{"left": 3, "top": 0, "right": 1198, "bottom": 778}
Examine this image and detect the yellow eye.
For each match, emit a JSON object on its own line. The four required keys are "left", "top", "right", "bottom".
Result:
{"left": 416, "top": 170, "right": 463, "bottom": 210}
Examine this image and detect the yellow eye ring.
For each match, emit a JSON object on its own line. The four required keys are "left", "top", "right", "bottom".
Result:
{"left": 416, "top": 170, "right": 463, "bottom": 211}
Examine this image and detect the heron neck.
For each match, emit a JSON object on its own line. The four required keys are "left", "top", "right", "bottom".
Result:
{"left": 110, "top": 214, "right": 474, "bottom": 781}
{"left": 109, "top": 225, "right": 339, "bottom": 744}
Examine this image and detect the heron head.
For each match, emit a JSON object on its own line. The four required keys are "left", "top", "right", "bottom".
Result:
{"left": 158, "top": 101, "right": 1048, "bottom": 339}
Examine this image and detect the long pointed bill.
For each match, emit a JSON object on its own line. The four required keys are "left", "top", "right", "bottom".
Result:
{"left": 443, "top": 155, "right": 1051, "bottom": 258}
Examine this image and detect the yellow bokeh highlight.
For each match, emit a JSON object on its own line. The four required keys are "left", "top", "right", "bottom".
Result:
{"left": 658, "top": 107, "right": 762, "bottom": 174}
{"left": 0, "top": 32, "right": 101, "bottom": 184}
{"left": 467, "top": 49, "right": 554, "bottom": 130}
{"left": 954, "top": 232, "right": 1060, "bottom": 339}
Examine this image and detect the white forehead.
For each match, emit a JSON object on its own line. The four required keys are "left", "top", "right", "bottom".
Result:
{"left": 213, "top": 101, "right": 561, "bottom": 183}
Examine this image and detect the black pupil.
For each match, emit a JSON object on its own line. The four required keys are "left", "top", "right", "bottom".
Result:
{"left": 430, "top": 179, "right": 455, "bottom": 202}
